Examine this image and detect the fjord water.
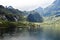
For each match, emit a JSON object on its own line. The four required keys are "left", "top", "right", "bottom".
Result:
{"left": 0, "top": 26, "right": 60, "bottom": 40}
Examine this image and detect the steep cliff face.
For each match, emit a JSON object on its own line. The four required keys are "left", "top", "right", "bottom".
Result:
{"left": 27, "top": 11, "right": 43, "bottom": 22}
{"left": 0, "top": 5, "right": 24, "bottom": 22}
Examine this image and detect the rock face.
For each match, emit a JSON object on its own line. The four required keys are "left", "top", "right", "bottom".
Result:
{"left": 44, "top": 0, "right": 60, "bottom": 17}
{"left": 0, "top": 5, "right": 24, "bottom": 22}
{"left": 27, "top": 11, "right": 43, "bottom": 22}
{"left": 5, "top": 14, "right": 16, "bottom": 21}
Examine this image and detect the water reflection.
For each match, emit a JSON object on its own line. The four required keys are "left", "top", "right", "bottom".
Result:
{"left": 0, "top": 27, "right": 60, "bottom": 40}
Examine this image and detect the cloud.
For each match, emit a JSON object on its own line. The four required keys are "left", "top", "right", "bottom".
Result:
{"left": 0, "top": 0, "right": 55, "bottom": 11}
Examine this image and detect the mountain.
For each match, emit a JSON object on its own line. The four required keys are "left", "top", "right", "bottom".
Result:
{"left": 44, "top": 0, "right": 60, "bottom": 17}
{"left": 35, "top": 7, "right": 44, "bottom": 16}
{"left": 7, "top": 6, "right": 14, "bottom": 9}
{"left": 0, "top": 5, "right": 25, "bottom": 22}
{"left": 31, "top": 0, "right": 60, "bottom": 17}
{"left": 6, "top": 6, "right": 23, "bottom": 15}
{"left": 33, "top": 7, "right": 44, "bottom": 16}
{"left": 6, "top": 6, "right": 29, "bottom": 17}
{"left": 27, "top": 11, "right": 43, "bottom": 22}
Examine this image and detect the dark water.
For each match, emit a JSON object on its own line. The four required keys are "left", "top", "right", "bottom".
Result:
{"left": 0, "top": 28, "right": 60, "bottom": 40}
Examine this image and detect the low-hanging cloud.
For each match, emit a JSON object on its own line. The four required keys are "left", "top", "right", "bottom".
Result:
{"left": 0, "top": 0, "right": 55, "bottom": 11}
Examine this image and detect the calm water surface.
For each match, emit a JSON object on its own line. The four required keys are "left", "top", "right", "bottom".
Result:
{"left": 0, "top": 28, "right": 60, "bottom": 40}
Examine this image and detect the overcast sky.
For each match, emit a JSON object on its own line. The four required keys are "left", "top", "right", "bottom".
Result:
{"left": 0, "top": 0, "right": 55, "bottom": 11}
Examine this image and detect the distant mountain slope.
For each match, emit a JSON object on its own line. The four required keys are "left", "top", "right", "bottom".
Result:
{"left": 34, "top": 7, "right": 44, "bottom": 16}
{"left": 44, "top": 0, "right": 60, "bottom": 17}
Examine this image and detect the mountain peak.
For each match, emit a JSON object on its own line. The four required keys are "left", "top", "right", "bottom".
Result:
{"left": 34, "top": 7, "right": 44, "bottom": 16}
{"left": 35, "top": 7, "right": 43, "bottom": 10}
{"left": 0, "top": 5, "right": 5, "bottom": 8}
{"left": 7, "top": 6, "right": 14, "bottom": 9}
{"left": 53, "top": 0, "right": 60, "bottom": 5}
